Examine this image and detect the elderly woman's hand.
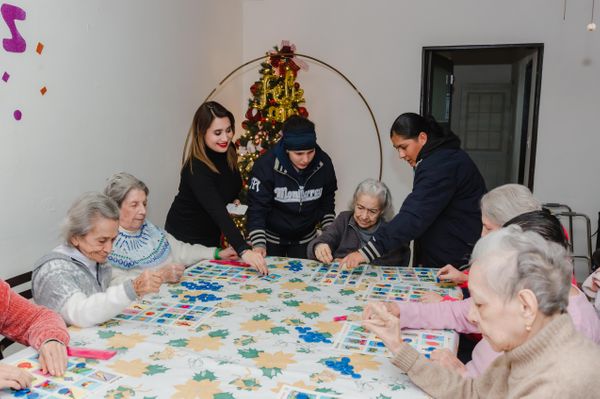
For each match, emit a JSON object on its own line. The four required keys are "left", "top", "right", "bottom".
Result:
{"left": 159, "top": 264, "right": 185, "bottom": 283}
{"left": 437, "top": 264, "right": 468, "bottom": 285}
{"left": 133, "top": 270, "right": 162, "bottom": 297}
{"left": 430, "top": 349, "right": 467, "bottom": 377}
{"left": 0, "top": 364, "right": 33, "bottom": 390}
{"left": 219, "top": 247, "right": 238, "bottom": 260}
{"left": 339, "top": 251, "right": 367, "bottom": 269}
{"left": 314, "top": 243, "right": 334, "bottom": 264}
{"left": 38, "top": 340, "right": 67, "bottom": 377}
{"left": 419, "top": 291, "right": 444, "bottom": 303}
{"left": 242, "top": 250, "right": 268, "bottom": 275}
{"left": 362, "top": 301, "right": 400, "bottom": 320}
{"left": 361, "top": 302, "right": 403, "bottom": 355}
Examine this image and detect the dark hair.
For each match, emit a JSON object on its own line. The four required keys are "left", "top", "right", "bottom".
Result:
{"left": 182, "top": 101, "right": 237, "bottom": 173}
{"left": 503, "top": 209, "right": 569, "bottom": 249}
{"left": 283, "top": 114, "right": 315, "bottom": 133}
{"left": 389, "top": 113, "right": 446, "bottom": 139}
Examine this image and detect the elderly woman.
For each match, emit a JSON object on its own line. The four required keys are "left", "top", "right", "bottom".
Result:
{"left": 582, "top": 249, "right": 600, "bottom": 316}
{"left": 0, "top": 280, "right": 70, "bottom": 389}
{"left": 104, "top": 172, "right": 236, "bottom": 285}
{"left": 363, "top": 226, "right": 600, "bottom": 397}
{"left": 583, "top": 269, "right": 600, "bottom": 317}
{"left": 436, "top": 183, "right": 541, "bottom": 285}
{"left": 367, "top": 210, "right": 600, "bottom": 378}
{"left": 307, "top": 178, "right": 409, "bottom": 265}
{"left": 31, "top": 192, "right": 162, "bottom": 328}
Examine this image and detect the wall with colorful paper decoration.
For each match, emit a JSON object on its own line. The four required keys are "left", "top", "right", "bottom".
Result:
{"left": 0, "top": 1, "right": 244, "bottom": 278}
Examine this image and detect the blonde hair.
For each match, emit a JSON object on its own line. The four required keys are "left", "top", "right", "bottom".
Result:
{"left": 182, "top": 101, "right": 237, "bottom": 174}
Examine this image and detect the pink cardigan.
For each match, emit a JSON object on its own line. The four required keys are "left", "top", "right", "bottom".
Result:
{"left": 396, "top": 287, "right": 600, "bottom": 377}
{"left": 0, "top": 279, "right": 69, "bottom": 350}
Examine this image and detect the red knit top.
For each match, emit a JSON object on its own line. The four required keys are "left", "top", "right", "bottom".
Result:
{"left": 0, "top": 279, "right": 69, "bottom": 350}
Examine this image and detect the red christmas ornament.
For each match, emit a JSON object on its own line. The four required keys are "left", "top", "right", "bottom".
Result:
{"left": 270, "top": 54, "right": 281, "bottom": 67}
{"left": 245, "top": 108, "right": 261, "bottom": 122}
{"left": 287, "top": 60, "right": 300, "bottom": 73}
{"left": 298, "top": 107, "right": 308, "bottom": 118}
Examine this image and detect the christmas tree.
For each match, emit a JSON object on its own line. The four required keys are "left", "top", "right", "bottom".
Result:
{"left": 236, "top": 41, "right": 308, "bottom": 202}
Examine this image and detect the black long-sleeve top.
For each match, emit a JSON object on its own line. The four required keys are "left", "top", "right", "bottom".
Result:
{"left": 165, "top": 147, "right": 250, "bottom": 254}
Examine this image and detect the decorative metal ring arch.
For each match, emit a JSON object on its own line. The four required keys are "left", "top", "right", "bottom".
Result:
{"left": 204, "top": 52, "right": 383, "bottom": 180}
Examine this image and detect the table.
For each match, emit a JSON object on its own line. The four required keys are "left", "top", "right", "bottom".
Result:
{"left": 2, "top": 258, "right": 460, "bottom": 399}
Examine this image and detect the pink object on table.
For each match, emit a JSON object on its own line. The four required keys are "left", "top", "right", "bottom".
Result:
{"left": 211, "top": 259, "right": 250, "bottom": 267}
{"left": 441, "top": 295, "right": 459, "bottom": 302}
{"left": 67, "top": 346, "right": 117, "bottom": 360}
{"left": 333, "top": 315, "right": 347, "bottom": 322}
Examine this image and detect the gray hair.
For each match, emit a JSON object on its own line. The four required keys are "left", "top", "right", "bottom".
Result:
{"left": 471, "top": 225, "right": 572, "bottom": 316}
{"left": 349, "top": 178, "right": 394, "bottom": 221}
{"left": 61, "top": 192, "right": 120, "bottom": 245}
{"left": 104, "top": 172, "right": 149, "bottom": 207}
{"left": 480, "top": 184, "right": 541, "bottom": 226}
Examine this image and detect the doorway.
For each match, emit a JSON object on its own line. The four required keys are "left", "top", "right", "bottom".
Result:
{"left": 421, "top": 44, "right": 544, "bottom": 190}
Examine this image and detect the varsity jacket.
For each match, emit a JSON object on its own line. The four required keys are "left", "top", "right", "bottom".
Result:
{"left": 247, "top": 142, "right": 337, "bottom": 247}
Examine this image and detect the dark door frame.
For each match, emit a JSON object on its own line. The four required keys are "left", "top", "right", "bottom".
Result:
{"left": 420, "top": 43, "right": 544, "bottom": 190}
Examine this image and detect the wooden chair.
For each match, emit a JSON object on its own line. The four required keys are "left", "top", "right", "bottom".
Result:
{"left": 0, "top": 271, "right": 33, "bottom": 359}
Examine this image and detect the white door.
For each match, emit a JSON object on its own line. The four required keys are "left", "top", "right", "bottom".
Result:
{"left": 455, "top": 83, "right": 514, "bottom": 190}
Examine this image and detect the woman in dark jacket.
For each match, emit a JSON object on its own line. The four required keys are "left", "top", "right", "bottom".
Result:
{"left": 341, "top": 113, "right": 487, "bottom": 268}
{"left": 307, "top": 178, "right": 409, "bottom": 265}
{"left": 165, "top": 101, "right": 267, "bottom": 274}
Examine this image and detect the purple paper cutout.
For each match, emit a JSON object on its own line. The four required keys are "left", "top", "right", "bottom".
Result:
{"left": 14, "top": 109, "right": 22, "bottom": 120}
{"left": 2, "top": 72, "right": 8, "bottom": 82}
{"left": 1, "top": 3, "right": 27, "bottom": 53}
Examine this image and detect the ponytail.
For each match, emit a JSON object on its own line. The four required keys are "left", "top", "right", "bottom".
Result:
{"left": 390, "top": 113, "right": 446, "bottom": 139}
{"left": 422, "top": 115, "right": 446, "bottom": 138}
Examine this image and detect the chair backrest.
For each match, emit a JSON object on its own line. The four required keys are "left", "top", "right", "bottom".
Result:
{"left": 5, "top": 271, "right": 33, "bottom": 299}
{"left": 0, "top": 271, "right": 33, "bottom": 359}
{"left": 543, "top": 203, "right": 594, "bottom": 276}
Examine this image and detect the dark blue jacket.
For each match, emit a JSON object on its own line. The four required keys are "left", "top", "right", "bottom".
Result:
{"left": 359, "top": 134, "right": 487, "bottom": 267}
{"left": 247, "top": 142, "right": 337, "bottom": 246}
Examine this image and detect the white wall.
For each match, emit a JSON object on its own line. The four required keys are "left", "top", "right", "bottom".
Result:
{"left": 242, "top": 0, "right": 600, "bottom": 278}
{"left": 0, "top": 0, "right": 243, "bottom": 279}
{"left": 2, "top": 0, "right": 598, "bottom": 279}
